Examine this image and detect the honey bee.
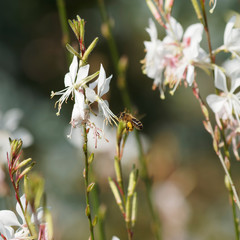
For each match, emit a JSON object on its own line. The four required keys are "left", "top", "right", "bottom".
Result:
{"left": 119, "top": 111, "right": 143, "bottom": 132}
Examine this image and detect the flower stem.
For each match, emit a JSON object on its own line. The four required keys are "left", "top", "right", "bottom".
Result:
{"left": 97, "top": 1, "right": 161, "bottom": 239}
{"left": 198, "top": 2, "right": 240, "bottom": 237}
{"left": 91, "top": 183, "right": 106, "bottom": 240}
{"left": 115, "top": 133, "right": 133, "bottom": 240}
{"left": 199, "top": 0, "right": 214, "bottom": 63}
{"left": 10, "top": 180, "right": 34, "bottom": 237}
{"left": 56, "top": 0, "right": 71, "bottom": 64}
{"left": 56, "top": 2, "right": 106, "bottom": 238}
{"left": 230, "top": 180, "right": 240, "bottom": 240}
{"left": 192, "top": 82, "right": 240, "bottom": 209}
{"left": 83, "top": 124, "right": 95, "bottom": 240}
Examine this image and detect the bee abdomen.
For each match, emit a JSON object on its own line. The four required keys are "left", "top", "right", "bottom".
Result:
{"left": 132, "top": 118, "right": 143, "bottom": 130}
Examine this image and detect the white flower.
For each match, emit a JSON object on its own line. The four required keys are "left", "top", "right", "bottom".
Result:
{"left": 0, "top": 195, "right": 29, "bottom": 240}
{"left": 206, "top": 66, "right": 240, "bottom": 123}
{"left": 144, "top": 19, "right": 166, "bottom": 98}
{"left": 52, "top": 55, "right": 90, "bottom": 117}
{"left": 222, "top": 58, "right": 240, "bottom": 79}
{"left": 85, "top": 64, "right": 118, "bottom": 125}
{"left": 143, "top": 17, "right": 206, "bottom": 97}
{"left": 0, "top": 108, "right": 33, "bottom": 164}
{"left": 222, "top": 16, "right": 240, "bottom": 57}
{"left": 0, "top": 195, "right": 46, "bottom": 240}
{"left": 112, "top": 236, "right": 120, "bottom": 240}
{"left": 164, "top": 17, "right": 205, "bottom": 93}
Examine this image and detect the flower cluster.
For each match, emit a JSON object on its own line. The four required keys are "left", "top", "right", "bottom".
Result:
{"left": 143, "top": 17, "right": 207, "bottom": 98}
{"left": 51, "top": 55, "right": 118, "bottom": 138}
{"left": 0, "top": 195, "right": 48, "bottom": 240}
{"left": 143, "top": 12, "right": 240, "bottom": 159}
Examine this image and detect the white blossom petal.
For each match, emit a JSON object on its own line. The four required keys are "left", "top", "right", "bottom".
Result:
{"left": 97, "top": 65, "right": 112, "bottom": 97}
{"left": 97, "top": 64, "right": 107, "bottom": 95}
{"left": 146, "top": 18, "right": 158, "bottom": 41}
{"left": 206, "top": 94, "right": 227, "bottom": 113}
{"left": 231, "top": 78, "right": 240, "bottom": 93}
{"left": 224, "top": 16, "right": 236, "bottom": 45}
{"left": 64, "top": 73, "right": 73, "bottom": 87}
{"left": 74, "top": 91, "right": 86, "bottom": 120}
{"left": 214, "top": 67, "right": 228, "bottom": 92}
{"left": 112, "top": 236, "right": 120, "bottom": 240}
{"left": 186, "top": 65, "right": 195, "bottom": 86}
{"left": 69, "top": 56, "right": 78, "bottom": 83}
{"left": 0, "top": 210, "right": 21, "bottom": 226}
{"left": 183, "top": 24, "right": 203, "bottom": 45}
{"left": 16, "top": 195, "right": 27, "bottom": 224}
{"left": 166, "top": 17, "right": 183, "bottom": 41}
{"left": 0, "top": 223, "right": 14, "bottom": 240}
{"left": 85, "top": 87, "right": 97, "bottom": 103}
{"left": 76, "top": 64, "right": 90, "bottom": 84}
{"left": 223, "top": 58, "right": 240, "bottom": 79}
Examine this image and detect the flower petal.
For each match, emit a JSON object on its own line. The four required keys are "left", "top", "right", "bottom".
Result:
{"left": 231, "top": 77, "right": 240, "bottom": 93}
{"left": 16, "top": 195, "right": 27, "bottom": 224}
{"left": 76, "top": 64, "right": 90, "bottom": 84}
{"left": 74, "top": 91, "right": 86, "bottom": 120}
{"left": 224, "top": 16, "right": 236, "bottom": 45}
{"left": 0, "top": 210, "right": 21, "bottom": 226}
{"left": 214, "top": 66, "right": 228, "bottom": 92}
{"left": 0, "top": 223, "right": 14, "bottom": 240}
{"left": 112, "top": 236, "right": 120, "bottom": 240}
{"left": 183, "top": 23, "right": 203, "bottom": 45}
{"left": 166, "top": 17, "right": 183, "bottom": 41}
{"left": 85, "top": 87, "right": 97, "bottom": 103}
{"left": 69, "top": 56, "right": 78, "bottom": 82}
{"left": 64, "top": 73, "right": 73, "bottom": 87}
{"left": 186, "top": 64, "right": 195, "bottom": 86}
{"left": 206, "top": 94, "right": 227, "bottom": 113}
{"left": 146, "top": 18, "right": 158, "bottom": 41}
{"left": 97, "top": 64, "right": 112, "bottom": 97}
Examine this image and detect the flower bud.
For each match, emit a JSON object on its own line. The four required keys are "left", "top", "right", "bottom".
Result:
{"left": 9, "top": 138, "right": 22, "bottom": 160}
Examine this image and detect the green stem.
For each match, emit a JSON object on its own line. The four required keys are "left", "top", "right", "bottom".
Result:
{"left": 11, "top": 183, "right": 35, "bottom": 237}
{"left": 114, "top": 156, "right": 126, "bottom": 205}
{"left": 134, "top": 131, "right": 161, "bottom": 239}
{"left": 56, "top": 0, "right": 71, "bottom": 64}
{"left": 83, "top": 124, "right": 95, "bottom": 240}
{"left": 97, "top": 1, "right": 161, "bottom": 239}
{"left": 91, "top": 181, "right": 106, "bottom": 240}
{"left": 200, "top": 0, "right": 214, "bottom": 63}
{"left": 199, "top": 2, "right": 240, "bottom": 238}
{"left": 56, "top": 2, "right": 105, "bottom": 238}
{"left": 230, "top": 183, "right": 240, "bottom": 240}
{"left": 97, "top": 0, "right": 119, "bottom": 70}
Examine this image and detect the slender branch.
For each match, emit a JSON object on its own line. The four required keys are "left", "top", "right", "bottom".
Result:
{"left": 198, "top": 2, "right": 240, "bottom": 238}
{"left": 56, "top": 3, "right": 105, "bottom": 238}
{"left": 56, "top": 0, "right": 71, "bottom": 64}
{"left": 192, "top": 83, "right": 240, "bottom": 211}
{"left": 91, "top": 183, "right": 106, "bottom": 240}
{"left": 200, "top": 0, "right": 214, "bottom": 63}
{"left": 97, "top": 1, "right": 161, "bottom": 239}
{"left": 83, "top": 124, "right": 95, "bottom": 240}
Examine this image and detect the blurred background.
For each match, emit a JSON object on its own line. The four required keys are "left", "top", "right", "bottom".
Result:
{"left": 1, "top": 0, "right": 240, "bottom": 239}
